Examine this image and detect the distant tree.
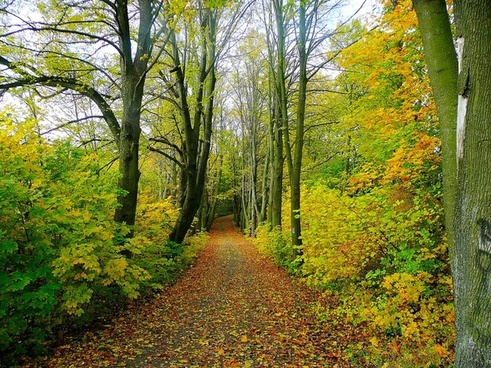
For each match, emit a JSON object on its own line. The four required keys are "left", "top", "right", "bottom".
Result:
{"left": 265, "top": 0, "right": 346, "bottom": 247}
{"left": 149, "top": 0, "right": 251, "bottom": 244}
{"left": 229, "top": 30, "right": 269, "bottom": 235}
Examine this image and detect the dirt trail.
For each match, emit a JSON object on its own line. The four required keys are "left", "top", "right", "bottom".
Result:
{"left": 25, "top": 216, "right": 366, "bottom": 367}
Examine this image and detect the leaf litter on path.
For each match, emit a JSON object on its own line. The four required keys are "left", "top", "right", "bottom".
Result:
{"left": 21, "top": 216, "right": 371, "bottom": 367}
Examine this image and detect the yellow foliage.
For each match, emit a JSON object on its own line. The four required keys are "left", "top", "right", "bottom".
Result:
{"left": 136, "top": 190, "right": 179, "bottom": 244}
{"left": 298, "top": 184, "right": 384, "bottom": 286}
{"left": 104, "top": 258, "right": 129, "bottom": 282}
{"left": 354, "top": 271, "right": 455, "bottom": 366}
{"left": 253, "top": 224, "right": 284, "bottom": 258}
{"left": 182, "top": 231, "right": 209, "bottom": 264}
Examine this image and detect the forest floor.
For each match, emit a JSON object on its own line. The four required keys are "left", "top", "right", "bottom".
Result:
{"left": 21, "top": 215, "right": 372, "bottom": 368}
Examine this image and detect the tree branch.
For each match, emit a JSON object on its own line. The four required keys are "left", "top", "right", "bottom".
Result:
{"left": 0, "top": 55, "right": 121, "bottom": 143}
{"left": 147, "top": 145, "right": 184, "bottom": 169}
{"left": 149, "top": 136, "right": 184, "bottom": 157}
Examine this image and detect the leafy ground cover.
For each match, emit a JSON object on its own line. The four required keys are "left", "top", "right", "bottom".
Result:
{"left": 18, "top": 216, "right": 371, "bottom": 367}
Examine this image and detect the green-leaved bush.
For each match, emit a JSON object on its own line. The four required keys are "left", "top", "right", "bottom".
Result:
{"left": 0, "top": 118, "right": 163, "bottom": 362}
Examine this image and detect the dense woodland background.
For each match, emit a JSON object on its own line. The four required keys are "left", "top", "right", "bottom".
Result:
{"left": 1, "top": 0, "right": 456, "bottom": 366}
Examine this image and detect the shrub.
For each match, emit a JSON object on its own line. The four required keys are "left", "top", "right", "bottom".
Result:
{"left": 253, "top": 224, "right": 299, "bottom": 273}
{"left": 0, "top": 118, "right": 146, "bottom": 361}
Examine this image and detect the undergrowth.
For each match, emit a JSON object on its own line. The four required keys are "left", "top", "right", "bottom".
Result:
{"left": 252, "top": 183, "right": 455, "bottom": 367}
{"left": 0, "top": 118, "right": 208, "bottom": 365}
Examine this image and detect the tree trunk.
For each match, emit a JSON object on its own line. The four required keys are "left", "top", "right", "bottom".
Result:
{"left": 452, "top": 2, "right": 491, "bottom": 366}
{"left": 168, "top": 11, "right": 217, "bottom": 244}
{"left": 412, "top": 1, "right": 491, "bottom": 364}
{"left": 113, "top": 0, "right": 153, "bottom": 229}
{"left": 270, "top": 102, "right": 284, "bottom": 229}
{"left": 259, "top": 147, "right": 270, "bottom": 223}
{"left": 413, "top": 0, "right": 458, "bottom": 258}
{"left": 241, "top": 175, "right": 249, "bottom": 231}
{"left": 269, "top": 0, "right": 288, "bottom": 230}
{"left": 114, "top": 108, "right": 142, "bottom": 228}
{"left": 289, "top": 1, "right": 307, "bottom": 249}
{"left": 250, "top": 115, "right": 260, "bottom": 236}
{"left": 167, "top": 32, "right": 200, "bottom": 242}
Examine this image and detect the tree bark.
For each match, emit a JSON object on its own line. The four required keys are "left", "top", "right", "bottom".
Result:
{"left": 113, "top": 0, "right": 154, "bottom": 230}
{"left": 270, "top": 101, "right": 284, "bottom": 229}
{"left": 452, "top": 1, "right": 491, "bottom": 366}
{"left": 269, "top": 0, "right": 288, "bottom": 230}
{"left": 412, "top": 0, "right": 458, "bottom": 260}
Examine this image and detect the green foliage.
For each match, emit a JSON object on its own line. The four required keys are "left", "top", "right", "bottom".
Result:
{"left": 0, "top": 117, "right": 199, "bottom": 363}
{"left": 253, "top": 224, "right": 301, "bottom": 274}
{"left": 0, "top": 119, "right": 64, "bottom": 358}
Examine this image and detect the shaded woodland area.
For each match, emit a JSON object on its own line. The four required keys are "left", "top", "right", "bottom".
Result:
{"left": 1, "top": 0, "right": 491, "bottom": 366}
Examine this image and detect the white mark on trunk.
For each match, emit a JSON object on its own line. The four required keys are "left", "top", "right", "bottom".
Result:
{"left": 457, "top": 95, "right": 467, "bottom": 160}
{"left": 457, "top": 37, "right": 467, "bottom": 160}
{"left": 457, "top": 37, "right": 464, "bottom": 73}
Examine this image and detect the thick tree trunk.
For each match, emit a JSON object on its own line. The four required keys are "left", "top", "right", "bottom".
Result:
{"left": 413, "top": 0, "right": 458, "bottom": 258}
{"left": 114, "top": 112, "right": 141, "bottom": 227}
{"left": 169, "top": 173, "right": 199, "bottom": 242}
{"left": 452, "top": 2, "right": 491, "bottom": 366}
{"left": 113, "top": 0, "right": 153, "bottom": 229}
{"left": 413, "top": 1, "right": 491, "bottom": 364}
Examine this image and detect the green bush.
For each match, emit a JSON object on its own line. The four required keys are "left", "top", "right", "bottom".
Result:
{"left": 253, "top": 225, "right": 301, "bottom": 274}
{"left": 0, "top": 119, "right": 145, "bottom": 362}
{"left": 0, "top": 117, "right": 209, "bottom": 365}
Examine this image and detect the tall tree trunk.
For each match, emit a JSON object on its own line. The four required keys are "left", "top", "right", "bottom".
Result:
{"left": 168, "top": 12, "right": 217, "bottom": 244}
{"left": 289, "top": 0, "right": 307, "bottom": 249}
{"left": 250, "top": 116, "right": 259, "bottom": 236}
{"left": 168, "top": 27, "right": 200, "bottom": 242}
{"left": 413, "top": 0, "right": 458, "bottom": 258}
{"left": 452, "top": 2, "right": 491, "bottom": 366}
{"left": 113, "top": 0, "right": 153, "bottom": 229}
{"left": 414, "top": 0, "right": 491, "bottom": 364}
{"left": 271, "top": 102, "right": 284, "bottom": 229}
{"left": 270, "top": 0, "right": 288, "bottom": 230}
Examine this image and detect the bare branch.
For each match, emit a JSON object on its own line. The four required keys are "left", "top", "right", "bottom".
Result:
{"left": 149, "top": 136, "right": 184, "bottom": 157}
{"left": 40, "top": 115, "right": 105, "bottom": 136}
{"left": 147, "top": 145, "right": 184, "bottom": 169}
{"left": 0, "top": 55, "right": 121, "bottom": 142}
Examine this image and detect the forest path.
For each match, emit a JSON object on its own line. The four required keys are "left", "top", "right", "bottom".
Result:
{"left": 25, "top": 216, "right": 368, "bottom": 368}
